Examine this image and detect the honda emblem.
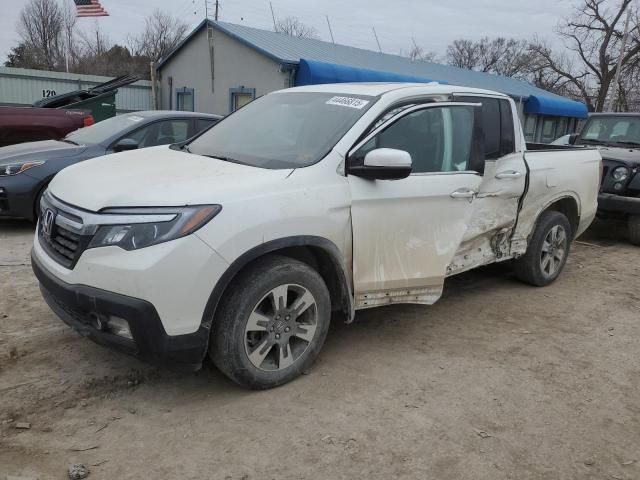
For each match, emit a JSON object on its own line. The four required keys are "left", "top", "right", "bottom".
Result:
{"left": 42, "top": 209, "right": 56, "bottom": 238}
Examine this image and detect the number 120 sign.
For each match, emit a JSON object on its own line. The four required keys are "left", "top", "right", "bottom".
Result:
{"left": 42, "top": 89, "right": 57, "bottom": 98}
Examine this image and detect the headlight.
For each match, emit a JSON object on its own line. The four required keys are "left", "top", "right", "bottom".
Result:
{"left": 88, "top": 205, "right": 221, "bottom": 251}
{"left": 612, "top": 166, "right": 630, "bottom": 181}
{"left": 1, "top": 161, "right": 45, "bottom": 176}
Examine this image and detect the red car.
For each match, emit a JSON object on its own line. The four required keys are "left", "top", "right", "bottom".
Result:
{"left": 0, "top": 107, "right": 94, "bottom": 147}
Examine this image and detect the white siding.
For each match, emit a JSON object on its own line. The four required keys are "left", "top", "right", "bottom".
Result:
{"left": 158, "top": 27, "right": 289, "bottom": 115}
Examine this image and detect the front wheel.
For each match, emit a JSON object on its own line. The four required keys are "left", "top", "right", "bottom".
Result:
{"left": 514, "top": 211, "right": 572, "bottom": 287}
{"left": 209, "top": 255, "right": 331, "bottom": 389}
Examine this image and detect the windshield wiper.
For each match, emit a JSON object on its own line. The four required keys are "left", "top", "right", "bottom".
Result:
{"left": 62, "top": 139, "right": 80, "bottom": 146}
{"left": 579, "top": 138, "right": 606, "bottom": 145}
{"left": 205, "top": 154, "right": 247, "bottom": 166}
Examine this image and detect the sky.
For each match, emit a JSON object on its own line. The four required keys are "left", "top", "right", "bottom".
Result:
{"left": 0, "top": 0, "right": 577, "bottom": 63}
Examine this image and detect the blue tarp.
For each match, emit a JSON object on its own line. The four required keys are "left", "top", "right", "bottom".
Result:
{"left": 524, "top": 95, "right": 588, "bottom": 119}
{"left": 295, "top": 59, "right": 436, "bottom": 86}
{"left": 294, "top": 58, "right": 589, "bottom": 119}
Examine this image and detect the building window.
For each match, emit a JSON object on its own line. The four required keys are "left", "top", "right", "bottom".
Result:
{"left": 556, "top": 117, "right": 568, "bottom": 137}
{"left": 229, "top": 86, "right": 256, "bottom": 113}
{"left": 176, "top": 87, "right": 195, "bottom": 112}
{"left": 524, "top": 115, "right": 537, "bottom": 142}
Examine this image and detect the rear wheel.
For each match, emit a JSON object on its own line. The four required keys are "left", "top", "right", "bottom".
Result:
{"left": 209, "top": 255, "right": 331, "bottom": 389}
{"left": 629, "top": 215, "right": 640, "bottom": 246}
{"left": 514, "top": 211, "right": 571, "bottom": 287}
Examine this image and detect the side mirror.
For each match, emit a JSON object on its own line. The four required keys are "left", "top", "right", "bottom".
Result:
{"left": 113, "top": 138, "right": 139, "bottom": 152}
{"left": 568, "top": 133, "right": 579, "bottom": 145}
{"left": 349, "top": 148, "right": 412, "bottom": 180}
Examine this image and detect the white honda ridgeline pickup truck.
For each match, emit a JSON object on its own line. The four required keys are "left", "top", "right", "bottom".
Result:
{"left": 32, "top": 83, "right": 601, "bottom": 389}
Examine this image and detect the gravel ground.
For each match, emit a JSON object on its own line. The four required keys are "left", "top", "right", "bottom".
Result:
{"left": 1, "top": 219, "right": 639, "bottom": 480}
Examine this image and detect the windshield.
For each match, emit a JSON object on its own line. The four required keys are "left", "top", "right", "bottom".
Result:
{"left": 187, "top": 92, "right": 376, "bottom": 168}
{"left": 65, "top": 114, "right": 147, "bottom": 145}
{"left": 578, "top": 116, "right": 640, "bottom": 147}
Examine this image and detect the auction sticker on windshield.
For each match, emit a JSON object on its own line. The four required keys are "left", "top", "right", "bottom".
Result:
{"left": 326, "top": 96, "right": 370, "bottom": 109}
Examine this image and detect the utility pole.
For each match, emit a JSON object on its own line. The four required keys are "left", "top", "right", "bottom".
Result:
{"left": 325, "top": 15, "right": 335, "bottom": 43}
{"left": 214, "top": 0, "right": 219, "bottom": 21}
{"left": 372, "top": 27, "right": 382, "bottom": 53}
{"left": 607, "top": 9, "right": 632, "bottom": 112}
{"left": 269, "top": 2, "right": 277, "bottom": 31}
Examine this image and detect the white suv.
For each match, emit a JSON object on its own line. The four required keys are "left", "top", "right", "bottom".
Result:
{"left": 32, "top": 83, "right": 600, "bottom": 389}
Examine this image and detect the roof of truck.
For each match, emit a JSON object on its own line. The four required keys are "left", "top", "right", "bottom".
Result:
{"left": 278, "top": 82, "right": 510, "bottom": 98}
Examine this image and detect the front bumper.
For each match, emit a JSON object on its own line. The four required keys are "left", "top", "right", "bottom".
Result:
{"left": 32, "top": 251, "right": 209, "bottom": 370}
{"left": 0, "top": 173, "right": 41, "bottom": 220}
{"left": 598, "top": 193, "right": 640, "bottom": 216}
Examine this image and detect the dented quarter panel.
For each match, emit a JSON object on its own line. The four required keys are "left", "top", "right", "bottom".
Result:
{"left": 512, "top": 148, "right": 601, "bottom": 250}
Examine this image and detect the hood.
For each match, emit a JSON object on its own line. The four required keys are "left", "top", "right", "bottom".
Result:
{"left": 49, "top": 145, "right": 294, "bottom": 212}
{"left": 0, "top": 140, "right": 88, "bottom": 166}
{"left": 597, "top": 146, "right": 640, "bottom": 166}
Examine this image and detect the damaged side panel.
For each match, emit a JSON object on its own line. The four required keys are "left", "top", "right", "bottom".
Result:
{"left": 349, "top": 173, "right": 482, "bottom": 309}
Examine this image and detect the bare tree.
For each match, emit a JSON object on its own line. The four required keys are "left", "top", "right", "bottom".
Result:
{"left": 17, "top": 0, "right": 64, "bottom": 70}
{"left": 446, "top": 37, "right": 533, "bottom": 78}
{"left": 275, "top": 16, "right": 318, "bottom": 39}
{"left": 446, "top": 39, "right": 479, "bottom": 70}
{"left": 529, "top": 0, "right": 640, "bottom": 111}
{"left": 407, "top": 44, "right": 438, "bottom": 62}
{"left": 130, "top": 9, "right": 189, "bottom": 63}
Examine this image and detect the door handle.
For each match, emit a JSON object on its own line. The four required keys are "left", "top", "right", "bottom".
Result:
{"left": 450, "top": 188, "right": 477, "bottom": 199}
{"left": 495, "top": 170, "right": 523, "bottom": 180}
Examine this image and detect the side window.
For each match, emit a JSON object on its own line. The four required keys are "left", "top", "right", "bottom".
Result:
{"left": 196, "top": 118, "right": 218, "bottom": 133}
{"left": 457, "top": 96, "right": 514, "bottom": 159}
{"left": 499, "top": 99, "right": 515, "bottom": 155}
{"left": 130, "top": 119, "right": 192, "bottom": 148}
{"left": 481, "top": 98, "right": 501, "bottom": 159}
{"left": 351, "top": 105, "right": 476, "bottom": 174}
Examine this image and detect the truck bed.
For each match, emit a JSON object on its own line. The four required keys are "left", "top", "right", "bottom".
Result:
{"left": 511, "top": 147, "right": 602, "bottom": 253}
{"left": 0, "top": 107, "right": 93, "bottom": 147}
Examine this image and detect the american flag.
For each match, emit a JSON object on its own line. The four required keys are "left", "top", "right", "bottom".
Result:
{"left": 74, "top": 0, "right": 109, "bottom": 17}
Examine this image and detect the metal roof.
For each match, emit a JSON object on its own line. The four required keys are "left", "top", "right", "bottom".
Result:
{"left": 158, "top": 20, "right": 585, "bottom": 112}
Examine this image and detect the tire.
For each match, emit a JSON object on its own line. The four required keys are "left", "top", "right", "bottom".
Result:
{"left": 514, "top": 211, "right": 572, "bottom": 287}
{"left": 629, "top": 215, "right": 640, "bottom": 246}
{"left": 209, "top": 255, "right": 331, "bottom": 389}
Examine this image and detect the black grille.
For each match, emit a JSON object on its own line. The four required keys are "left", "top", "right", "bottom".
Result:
{"left": 38, "top": 199, "right": 93, "bottom": 269}
{"left": 0, "top": 187, "right": 7, "bottom": 214}
{"left": 601, "top": 166, "right": 609, "bottom": 187}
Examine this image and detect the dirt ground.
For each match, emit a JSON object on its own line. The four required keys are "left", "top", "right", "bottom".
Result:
{"left": 1, "top": 219, "right": 639, "bottom": 480}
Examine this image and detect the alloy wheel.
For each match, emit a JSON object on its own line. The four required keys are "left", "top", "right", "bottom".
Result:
{"left": 244, "top": 284, "right": 318, "bottom": 371}
{"left": 540, "top": 225, "right": 567, "bottom": 278}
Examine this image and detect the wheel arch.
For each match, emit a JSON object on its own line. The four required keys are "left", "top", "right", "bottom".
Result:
{"left": 200, "top": 236, "right": 354, "bottom": 335}
{"left": 539, "top": 194, "right": 580, "bottom": 239}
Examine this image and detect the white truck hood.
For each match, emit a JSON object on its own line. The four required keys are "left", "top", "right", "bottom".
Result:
{"left": 48, "top": 146, "right": 293, "bottom": 212}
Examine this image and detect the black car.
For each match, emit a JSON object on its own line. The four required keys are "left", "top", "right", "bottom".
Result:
{"left": 561, "top": 113, "right": 640, "bottom": 245}
{"left": 0, "top": 110, "right": 221, "bottom": 221}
